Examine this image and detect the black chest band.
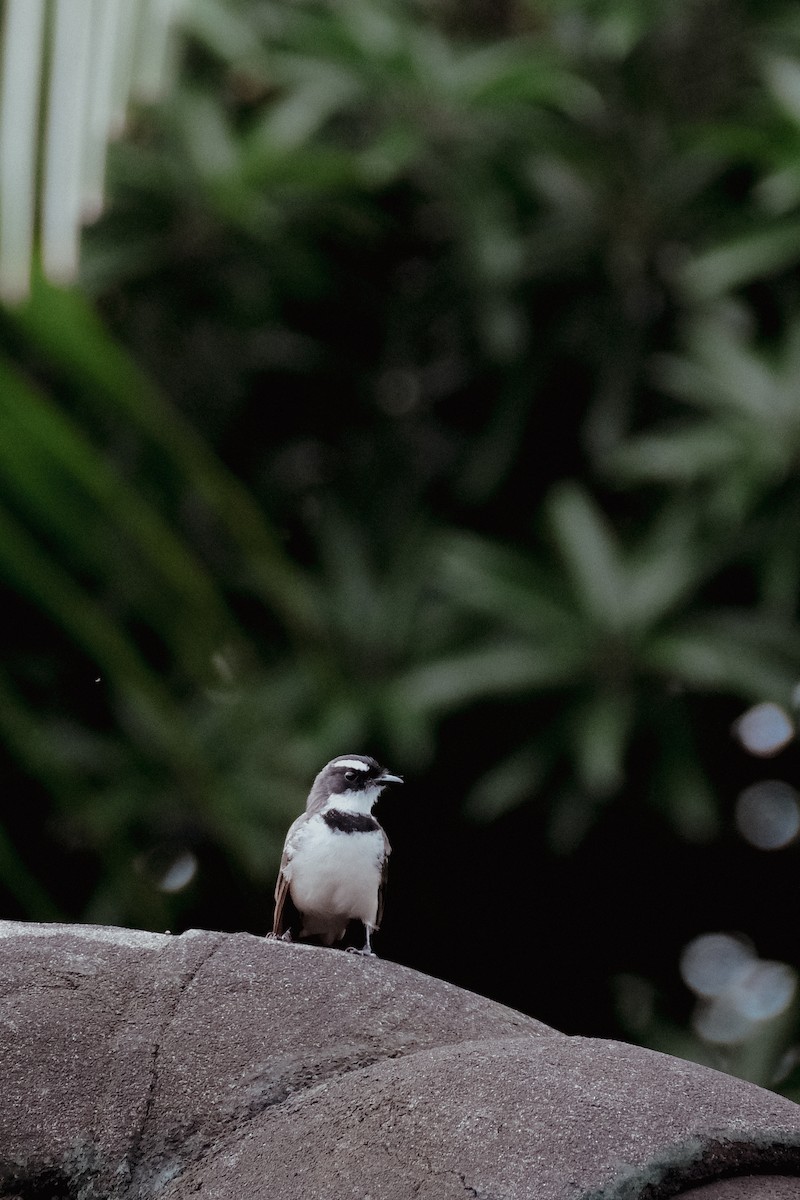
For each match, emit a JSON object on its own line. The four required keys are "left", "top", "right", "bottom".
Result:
{"left": 323, "top": 810, "right": 379, "bottom": 834}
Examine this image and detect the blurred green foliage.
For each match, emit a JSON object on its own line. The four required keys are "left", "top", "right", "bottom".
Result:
{"left": 3, "top": 0, "right": 800, "bottom": 1082}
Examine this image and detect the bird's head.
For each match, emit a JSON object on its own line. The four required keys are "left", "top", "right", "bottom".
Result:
{"left": 307, "top": 754, "right": 403, "bottom": 815}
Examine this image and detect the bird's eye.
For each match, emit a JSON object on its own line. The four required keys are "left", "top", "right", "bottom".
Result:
{"left": 344, "top": 769, "right": 357, "bottom": 782}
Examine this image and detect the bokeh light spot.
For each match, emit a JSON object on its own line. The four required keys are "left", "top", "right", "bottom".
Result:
{"left": 772, "top": 1045, "right": 800, "bottom": 1087}
{"left": 680, "top": 932, "right": 755, "bottom": 998}
{"left": 692, "top": 995, "right": 755, "bottom": 1045}
{"left": 731, "top": 961, "right": 796, "bottom": 1021}
{"left": 158, "top": 851, "right": 198, "bottom": 894}
{"left": 735, "top": 780, "right": 800, "bottom": 850}
{"left": 732, "top": 702, "right": 794, "bottom": 757}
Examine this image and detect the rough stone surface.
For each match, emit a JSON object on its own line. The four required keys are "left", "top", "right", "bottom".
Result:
{"left": 679, "top": 1180, "right": 800, "bottom": 1197}
{"left": 0, "top": 921, "right": 799, "bottom": 1199}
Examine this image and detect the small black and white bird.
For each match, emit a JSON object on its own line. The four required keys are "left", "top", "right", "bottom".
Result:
{"left": 271, "top": 754, "right": 403, "bottom": 955}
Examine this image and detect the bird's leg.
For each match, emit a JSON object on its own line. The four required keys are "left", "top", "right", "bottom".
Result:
{"left": 347, "top": 923, "right": 376, "bottom": 956}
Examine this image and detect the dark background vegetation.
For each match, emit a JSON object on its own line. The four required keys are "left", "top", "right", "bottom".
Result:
{"left": 3, "top": 0, "right": 800, "bottom": 1088}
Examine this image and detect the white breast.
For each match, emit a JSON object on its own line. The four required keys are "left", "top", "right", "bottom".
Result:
{"left": 285, "top": 815, "right": 384, "bottom": 943}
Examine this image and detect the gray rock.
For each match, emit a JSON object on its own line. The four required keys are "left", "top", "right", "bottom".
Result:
{"left": 680, "top": 1181, "right": 800, "bottom": 1198}
{"left": 0, "top": 921, "right": 798, "bottom": 1199}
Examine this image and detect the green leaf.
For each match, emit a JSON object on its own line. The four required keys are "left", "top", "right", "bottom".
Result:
{"left": 173, "top": 88, "right": 241, "bottom": 182}
{"left": 0, "top": 356, "right": 231, "bottom": 671}
{"left": 548, "top": 482, "right": 625, "bottom": 632}
{"left": 546, "top": 790, "right": 598, "bottom": 854}
{"left": 11, "top": 277, "right": 321, "bottom": 641}
{"left": 465, "top": 742, "right": 556, "bottom": 821}
{"left": 391, "top": 640, "right": 586, "bottom": 715}
{"left": 680, "top": 318, "right": 795, "bottom": 427}
{"left": 622, "top": 507, "right": 712, "bottom": 628}
{"left": 0, "top": 499, "right": 204, "bottom": 772}
{"left": 762, "top": 53, "right": 800, "bottom": 124}
{"left": 646, "top": 618, "right": 800, "bottom": 702}
{"left": 437, "top": 530, "right": 583, "bottom": 639}
{"left": 569, "top": 690, "right": 634, "bottom": 796}
{"left": 184, "top": 0, "right": 272, "bottom": 68}
{"left": 610, "top": 425, "right": 742, "bottom": 485}
{"left": 653, "top": 719, "right": 720, "bottom": 843}
{"left": 678, "top": 222, "right": 800, "bottom": 301}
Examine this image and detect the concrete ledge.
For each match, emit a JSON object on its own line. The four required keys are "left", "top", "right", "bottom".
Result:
{"left": 0, "top": 921, "right": 798, "bottom": 1199}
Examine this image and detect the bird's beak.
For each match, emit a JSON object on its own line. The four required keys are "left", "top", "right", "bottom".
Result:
{"left": 378, "top": 771, "right": 403, "bottom": 785}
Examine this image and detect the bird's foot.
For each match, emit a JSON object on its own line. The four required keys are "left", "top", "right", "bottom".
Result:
{"left": 265, "top": 930, "right": 293, "bottom": 943}
{"left": 346, "top": 946, "right": 376, "bottom": 957}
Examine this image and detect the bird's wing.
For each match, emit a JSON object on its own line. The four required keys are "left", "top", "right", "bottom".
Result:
{"left": 271, "top": 814, "right": 307, "bottom": 936}
{"left": 375, "top": 828, "right": 391, "bottom": 931}
{"left": 272, "top": 872, "right": 292, "bottom": 937}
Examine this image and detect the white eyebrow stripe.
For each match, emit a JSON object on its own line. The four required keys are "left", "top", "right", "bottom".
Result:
{"left": 333, "top": 759, "right": 369, "bottom": 771}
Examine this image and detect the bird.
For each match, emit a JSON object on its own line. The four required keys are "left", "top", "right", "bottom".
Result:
{"left": 271, "top": 754, "right": 403, "bottom": 955}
